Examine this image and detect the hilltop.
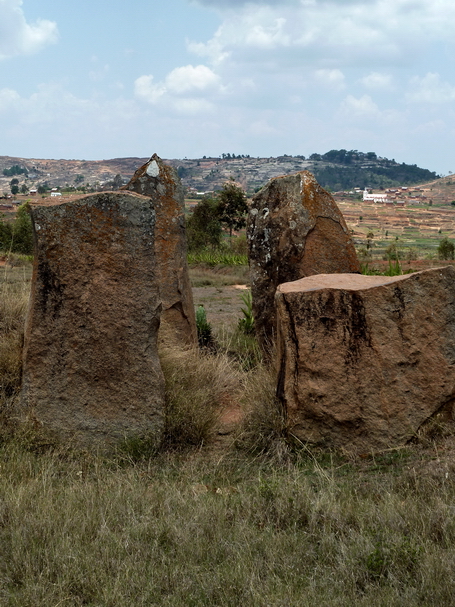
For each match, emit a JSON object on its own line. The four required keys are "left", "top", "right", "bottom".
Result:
{"left": 0, "top": 150, "right": 440, "bottom": 197}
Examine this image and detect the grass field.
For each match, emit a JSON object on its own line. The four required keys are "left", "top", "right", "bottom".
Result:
{"left": 1, "top": 260, "right": 455, "bottom": 605}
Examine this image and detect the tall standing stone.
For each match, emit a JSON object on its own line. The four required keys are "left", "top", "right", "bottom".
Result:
{"left": 21, "top": 192, "right": 165, "bottom": 447}
{"left": 276, "top": 268, "right": 455, "bottom": 452}
{"left": 247, "top": 171, "right": 360, "bottom": 350}
{"left": 122, "top": 154, "right": 197, "bottom": 345}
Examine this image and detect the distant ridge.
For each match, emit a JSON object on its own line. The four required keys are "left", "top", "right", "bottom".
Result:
{"left": 0, "top": 151, "right": 439, "bottom": 196}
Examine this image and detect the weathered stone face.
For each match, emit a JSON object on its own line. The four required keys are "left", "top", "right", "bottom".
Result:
{"left": 21, "top": 192, "right": 165, "bottom": 447}
{"left": 276, "top": 267, "right": 455, "bottom": 452}
{"left": 247, "top": 171, "right": 360, "bottom": 350}
{"left": 122, "top": 154, "right": 197, "bottom": 345}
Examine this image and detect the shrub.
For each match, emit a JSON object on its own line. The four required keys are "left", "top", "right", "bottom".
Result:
{"left": 237, "top": 290, "right": 254, "bottom": 335}
{"left": 438, "top": 237, "right": 455, "bottom": 260}
{"left": 186, "top": 197, "right": 222, "bottom": 251}
{"left": 0, "top": 203, "right": 33, "bottom": 255}
{"left": 195, "top": 305, "right": 216, "bottom": 350}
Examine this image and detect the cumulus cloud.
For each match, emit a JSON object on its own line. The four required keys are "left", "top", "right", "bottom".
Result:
{"left": 406, "top": 73, "right": 455, "bottom": 103}
{"left": 165, "top": 64, "right": 221, "bottom": 93}
{"left": 134, "top": 64, "right": 223, "bottom": 114}
{"left": 0, "top": 88, "right": 21, "bottom": 111}
{"left": 340, "top": 94, "right": 380, "bottom": 118}
{"left": 361, "top": 72, "right": 394, "bottom": 90}
{"left": 314, "top": 69, "right": 346, "bottom": 89}
{"left": 0, "top": 0, "right": 58, "bottom": 60}
{"left": 188, "top": 0, "right": 455, "bottom": 69}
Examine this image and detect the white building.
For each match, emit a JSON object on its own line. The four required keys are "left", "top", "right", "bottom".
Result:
{"left": 362, "top": 188, "right": 388, "bottom": 203}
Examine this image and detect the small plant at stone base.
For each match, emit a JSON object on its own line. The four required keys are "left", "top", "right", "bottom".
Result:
{"left": 383, "top": 259, "right": 402, "bottom": 276}
{"left": 195, "top": 304, "right": 215, "bottom": 350}
{"left": 238, "top": 290, "right": 254, "bottom": 335}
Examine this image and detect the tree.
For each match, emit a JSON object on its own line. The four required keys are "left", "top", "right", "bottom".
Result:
{"left": 0, "top": 202, "right": 33, "bottom": 254}
{"left": 217, "top": 180, "right": 248, "bottom": 238}
{"left": 438, "top": 237, "right": 455, "bottom": 260}
{"left": 10, "top": 178, "right": 19, "bottom": 195}
{"left": 186, "top": 197, "right": 222, "bottom": 251}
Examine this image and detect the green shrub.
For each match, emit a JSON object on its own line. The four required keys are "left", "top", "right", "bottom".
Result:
{"left": 237, "top": 290, "right": 254, "bottom": 335}
{"left": 438, "top": 236, "right": 455, "bottom": 260}
{"left": 195, "top": 305, "right": 215, "bottom": 350}
{"left": 0, "top": 203, "right": 33, "bottom": 255}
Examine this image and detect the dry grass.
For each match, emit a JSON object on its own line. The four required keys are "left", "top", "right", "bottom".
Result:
{"left": 2, "top": 263, "right": 455, "bottom": 605}
{"left": 0, "top": 265, "right": 31, "bottom": 423}
{"left": 159, "top": 344, "right": 241, "bottom": 451}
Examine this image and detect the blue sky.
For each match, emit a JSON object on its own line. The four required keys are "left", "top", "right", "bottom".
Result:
{"left": 1, "top": 0, "right": 454, "bottom": 174}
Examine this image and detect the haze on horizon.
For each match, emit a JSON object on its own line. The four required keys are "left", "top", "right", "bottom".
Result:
{"left": 1, "top": 0, "right": 454, "bottom": 175}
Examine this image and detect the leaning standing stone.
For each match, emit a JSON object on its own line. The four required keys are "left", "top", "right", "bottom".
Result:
{"left": 247, "top": 171, "right": 360, "bottom": 350}
{"left": 20, "top": 192, "right": 165, "bottom": 448}
{"left": 122, "top": 154, "right": 197, "bottom": 345}
{"left": 276, "top": 267, "right": 455, "bottom": 452}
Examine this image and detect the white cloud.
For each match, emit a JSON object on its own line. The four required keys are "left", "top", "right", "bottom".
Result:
{"left": 244, "top": 17, "right": 290, "bottom": 49}
{"left": 0, "top": 88, "right": 21, "bottom": 111}
{"left": 406, "top": 73, "right": 455, "bottom": 103}
{"left": 134, "top": 64, "right": 223, "bottom": 114}
{"left": 314, "top": 69, "right": 346, "bottom": 89}
{"left": 0, "top": 0, "right": 58, "bottom": 60}
{"left": 165, "top": 64, "right": 221, "bottom": 94}
{"left": 340, "top": 94, "right": 380, "bottom": 118}
{"left": 361, "top": 72, "right": 393, "bottom": 90}
{"left": 134, "top": 75, "right": 166, "bottom": 104}
{"left": 188, "top": 0, "right": 455, "bottom": 71}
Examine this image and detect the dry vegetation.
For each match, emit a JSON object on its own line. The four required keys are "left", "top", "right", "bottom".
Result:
{"left": 1, "top": 263, "right": 455, "bottom": 605}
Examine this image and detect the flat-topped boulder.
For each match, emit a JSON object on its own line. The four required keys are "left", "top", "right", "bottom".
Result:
{"left": 247, "top": 170, "right": 359, "bottom": 350}
{"left": 20, "top": 192, "right": 165, "bottom": 447}
{"left": 276, "top": 266, "right": 455, "bottom": 452}
{"left": 122, "top": 154, "right": 196, "bottom": 345}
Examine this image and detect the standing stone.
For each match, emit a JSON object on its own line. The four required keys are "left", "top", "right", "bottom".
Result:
{"left": 276, "top": 267, "right": 455, "bottom": 452}
{"left": 21, "top": 192, "right": 165, "bottom": 447}
{"left": 247, "top": 171, "right": 360, "bottom": 350}
{"left": 122, "top": 154, "right": 197, "bottom": 345}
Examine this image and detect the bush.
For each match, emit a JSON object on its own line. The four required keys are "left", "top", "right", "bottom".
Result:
{"left": 0, "top": 203, "right": 33, "bottom": 255}
{"left": 438, "top": 237, "right": 455, "bottom": 260}
{"left": 186, "top": 197, "right": 222, "bottom": 251}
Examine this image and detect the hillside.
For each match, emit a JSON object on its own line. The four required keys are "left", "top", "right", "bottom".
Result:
{"left": 0, "top": 150, "right": 439, "bottom": 197}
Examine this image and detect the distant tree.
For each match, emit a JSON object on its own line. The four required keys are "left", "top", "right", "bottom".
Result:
{"left": 20, "top": 183, "right": 29, "bottom": 195}
{"left": 186, "top": 197, "right": 222, "bottom": 251}
{"left": 217, "top": 180, "right": 248, "bottom": 238}
{"left": 10, "top": 178, "right": 19, "bottom": 195}
{"left": 3, "top": 165, "right": 28, "bottom": 177}
{"left": 74, "top": 174, "right": 85, "bottom": 184}
{"left": 438, "top": 237, "right": 455, "bottom": 260}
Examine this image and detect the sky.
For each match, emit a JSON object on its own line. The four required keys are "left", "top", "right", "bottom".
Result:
{"left": 1, "top": 0, "right": 454, "bottom": 174}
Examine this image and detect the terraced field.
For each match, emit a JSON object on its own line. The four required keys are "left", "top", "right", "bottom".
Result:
{"left": 334, "top": 177, "right": 455, "bottom": 261}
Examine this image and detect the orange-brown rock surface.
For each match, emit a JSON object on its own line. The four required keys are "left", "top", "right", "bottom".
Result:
{"left": 276, "top": 267, "right": 455, "bottom": 452}
{"left": 21, "top": 192, "right": 165, "bottom": 447}
{"left": 247, "top": 171, "right": 359, "bottom": 350}
{"left": 122, "top": 154, "right": 196, "bottom": 345}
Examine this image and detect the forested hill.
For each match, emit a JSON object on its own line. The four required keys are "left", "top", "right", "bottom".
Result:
{"left": 306, "top": 150, "right": 438, "bottom": 192}
{"left": 168, "top": 150, "right": 439, "bottom": 194}
{"left": 0, "top": 150, "right": 439, "bottom": 196}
